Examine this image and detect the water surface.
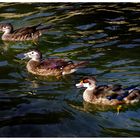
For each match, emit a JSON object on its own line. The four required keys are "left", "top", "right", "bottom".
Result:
{"left": 0, "top": 3, "right": 140, "bottom": 137}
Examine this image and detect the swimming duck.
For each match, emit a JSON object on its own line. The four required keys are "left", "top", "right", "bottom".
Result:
{"left": 76, "top": 76, "right": 140, "bottom": 105}
{"left": 23, "top": 50, "right": 87, "bottom": 76}
{"left": 0, "top": 23, "right": 51, "bottom": 41}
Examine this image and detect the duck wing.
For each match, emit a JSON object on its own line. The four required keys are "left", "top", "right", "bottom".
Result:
{"left": 106, "top": 85, "right": 140, "bottom": 101}
{"left": 10, "top": 24, "right": 52, "bottom": 40}
{"left": 13, "top": 24, "right": 52, "bottom": 35}
{"left": 39, "top": 58, "right": 72, "bottom": 69}
{"left": 125, "top": 88, "right": 140, "bottom": 101}
{"left": 95, "top": 85, "right": 120, "bottom": 99}
{"left": 13, "top": 24, "right": 42, "bottom": 35}
{"left": 111, "top": 84, "right": 122, "bottom": 92}
{"left": 9, "top": 24, "right": 42, "bottom": 40}
{"left": 96, "top": 85, "right": 114, "bottom": 95}
{"left": 63, "top": 61, "right": 87, "bottom": 70}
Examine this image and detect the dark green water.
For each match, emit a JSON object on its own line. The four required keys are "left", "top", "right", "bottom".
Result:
{"left": 0, "top": 3, "right": 140, "bottom": 137}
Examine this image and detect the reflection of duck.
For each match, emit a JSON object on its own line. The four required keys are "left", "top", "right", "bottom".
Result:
{"left": 76, "top": 76, "right": 140, "bottom": 105}
{"left": 0, "top": 23, "right": 51, "bottom": 41}
{"left": 23, "top": 50, "right": 87, "bottom": 76}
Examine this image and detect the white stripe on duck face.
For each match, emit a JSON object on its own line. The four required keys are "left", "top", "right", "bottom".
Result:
{"left": 83, "top": 83, "right": 96, "bottom": 90}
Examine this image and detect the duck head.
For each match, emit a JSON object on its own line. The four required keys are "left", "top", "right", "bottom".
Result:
{"left": 76, "top": 76, "right": 97, "bottom": 90}
{"left": 23, "top": 50, "right": 42, "bottom": 61}
{"left": 0, "top": 23, "right": 13, "bottom": 33}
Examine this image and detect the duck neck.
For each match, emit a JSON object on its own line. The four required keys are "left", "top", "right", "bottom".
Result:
{"left": 3, "top": 29, "right": 12, "bottom": 35}
{"left": 2, "top": 30, "right": 12, "bottom": 40}
{"left": 83, "top": 84, "right": 96, "bottom": 103}
{"left": 87, "top": 84, "right": 96, "bottom": 91}
{"left": 27, "top": 59, "right": 40, "bottom": 72}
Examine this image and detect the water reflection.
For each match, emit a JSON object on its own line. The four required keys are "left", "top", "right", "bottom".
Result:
{"left": 0, "top": 3, "right": 140, "bottom": 137}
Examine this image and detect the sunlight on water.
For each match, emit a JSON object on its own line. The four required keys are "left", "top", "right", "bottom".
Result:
{"left": 0, "top": 3, "right": 140, "bottom": 137}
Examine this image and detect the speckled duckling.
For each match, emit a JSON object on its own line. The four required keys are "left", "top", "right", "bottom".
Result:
{"left": 0, "top": 23, "right": 51, "bottom": 41}
{"left": 23, "top": 50, "right": 87, "bottom": 76}
{"left": 76, "top": 76, "right": 140, "bottom": 105}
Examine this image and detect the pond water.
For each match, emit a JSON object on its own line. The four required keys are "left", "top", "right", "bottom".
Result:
{"left": 0, "top": 3, "right": 140, "bottom": 137}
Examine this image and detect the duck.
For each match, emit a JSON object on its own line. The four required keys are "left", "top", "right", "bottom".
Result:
{"left": 0, "top": 23, "right": 51, "bottom": 41}
{"left": 76, "top": 76, "right": 140, "bottom": 105}
{"left": 23, "top": 50, "right": 87, "bottom": 76}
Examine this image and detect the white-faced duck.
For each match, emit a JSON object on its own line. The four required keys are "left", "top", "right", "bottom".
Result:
{"left": 76, "top": 76, "right": 140, "bottom": 105}
{"left": 0, "top": 23, "right": 51, "bottom": 41}
{"left": 23, "top": 50, "right": 87, "bottom": 76}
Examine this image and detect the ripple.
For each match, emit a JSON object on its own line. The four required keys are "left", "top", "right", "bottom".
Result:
{"left": 105, "top": 25, "right": 120, "bottom": 31}
{"left": 23, "top": 12, "right": 55, "bottom": 21}
{"left": 118, "top": 44, "right": 139, "bottom": 48}
{"left": 4, "top": 8, "right": 16, "bottom": 12}
{"left": 54, "top": 44, "right": 83, "bottom": 53}
{"left": 0, "top": 61, "right": 8, "bottom": 67}
{"left": 76, "top": 23, "right": 96, "bottom": 30}
{"left": 105, "top": 59, "right": 136, "bottom": 67}
{"left": 92, "top": 40, "right": 119, "bottom": 48}
{"left": 0, "top": 3, "right": 139, "bottom": 137}
{"left": 0, "top": 79, "right": 18, "bottom": 84}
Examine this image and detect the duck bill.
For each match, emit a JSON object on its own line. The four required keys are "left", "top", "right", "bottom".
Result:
{"left": 76, "top": 82, "right": 83, "bottom": 88}
{"left": 22, "top": 53, "right": 29, "bottom": 60}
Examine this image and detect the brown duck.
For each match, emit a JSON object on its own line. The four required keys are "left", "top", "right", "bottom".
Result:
{"left": 0, "top": 23, "right": 51, "bottom": 41}
{"left": 76, "top": 76, "right": 140, "bottom": 105}
{"left": 23, "top": 50, "right": 87, "bottom": 76}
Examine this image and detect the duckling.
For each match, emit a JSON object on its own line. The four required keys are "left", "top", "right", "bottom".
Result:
{"left": 0, "top": 23, "right": 51, "bottom": 41}
{"left": 23, "top": 50, "right": 87, "bottom": 76}
{"left": 76, "top": 76, "right": 140, "bottom": 105}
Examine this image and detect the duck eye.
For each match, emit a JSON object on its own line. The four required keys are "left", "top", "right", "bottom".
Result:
{"left": 4, "top": 26, "right": 9, "bottom": 29}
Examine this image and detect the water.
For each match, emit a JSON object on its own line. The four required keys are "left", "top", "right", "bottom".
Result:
{"left": 0, "top": 3, "right": 140, "bottom": 137}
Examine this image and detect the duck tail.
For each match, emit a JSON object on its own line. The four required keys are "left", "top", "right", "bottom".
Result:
{"left": 124, "top": 85, "right": 140, "bottom": 91}
{"left": 125, "top": 89, "right": 140, "bottom": 101}
{"left": 63, "top": 61, "right": 87, "bottom": 70}
{"left": 31, "top": 23, "right": 42, "bottom": 29}
{"left": 62, "top": 61, "right": 88, "bottom": 75}
{"left": 107, "top": 85, "right": 140, "bottom": 102}
{"left": 37, "top": 25, "right": 53, "bottom": 33}
{"left": 73, "top": 61, "right": 88, "bottom": 68}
